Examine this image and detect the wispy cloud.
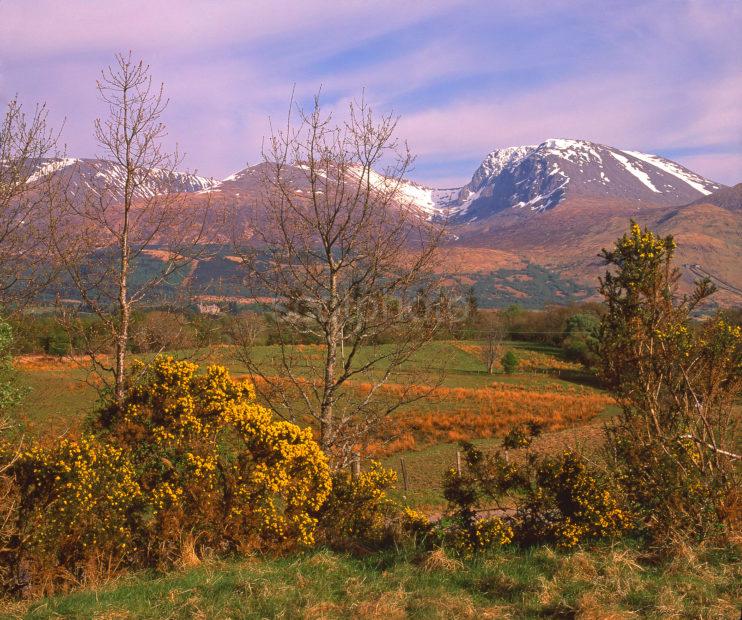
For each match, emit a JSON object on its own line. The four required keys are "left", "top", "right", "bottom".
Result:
{"left": 1, "top": 0, "right": 739, "bottom": 185}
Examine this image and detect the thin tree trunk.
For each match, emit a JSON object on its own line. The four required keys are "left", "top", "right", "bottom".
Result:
{"left": 320, "top": 273, "right": 338, "bottom": 453}
{"left": 115, "top": 237, "right": 129, "bottom": 404}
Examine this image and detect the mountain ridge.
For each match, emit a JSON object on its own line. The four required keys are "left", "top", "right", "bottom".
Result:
{"left": 421, "top": 139, "right": 723, "bottom": 222}
{"left": 27, "top": 141, "right": 740, "bottom": 306}
{"left": 30, "top": 139, "right": 727, "bottom": 220}
{"left": 28, "top": 157, "right": 218, "bottom": 200}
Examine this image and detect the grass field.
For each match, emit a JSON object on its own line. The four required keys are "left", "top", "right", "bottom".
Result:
{"left": 3, "top": 543, "right": 738, "bottom": 619}
{"left": 9, "top": 340, "right": 615, "bottom": 510}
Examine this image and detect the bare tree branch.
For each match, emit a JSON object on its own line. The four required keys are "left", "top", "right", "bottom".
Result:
{"left": 48, "top": 53, "right": 214, "bottom": 404}
{"left": 233, "top": 93, "right": 452, "bottom": 466}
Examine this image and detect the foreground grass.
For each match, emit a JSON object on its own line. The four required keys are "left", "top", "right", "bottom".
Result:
{"left": 3, "top": 543, "right": 738, "bottom": 619}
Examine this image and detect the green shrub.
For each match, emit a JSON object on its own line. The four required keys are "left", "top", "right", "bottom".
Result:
{"left": 562, "top": 313, "right": 600, "bottom": 367}
{"left": 502, "top": 422, "right": 542, "bottom": 451}
{"left": 501, "top": 350, "right": 518, "bottom": 374}
{"left": 45, "top": 329, "right": 71, "bottom": 357}
{"left": 599, "top": 223, "right": 741, "bottom": 545}
{"left": 0, "top": 320, "right": 22, "bottom": 411}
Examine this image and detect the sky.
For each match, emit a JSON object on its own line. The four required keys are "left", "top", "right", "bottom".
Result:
{"left": 1, "top": 0, "right": 740, "bottom": 187}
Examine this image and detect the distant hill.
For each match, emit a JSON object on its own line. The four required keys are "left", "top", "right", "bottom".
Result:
{"left": 687, "top": 183, "right": 742, "bottom": 211}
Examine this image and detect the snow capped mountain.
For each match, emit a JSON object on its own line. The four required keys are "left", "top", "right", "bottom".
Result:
{"left": 27, "top": 157, "right": 218, "bottom": 199}
{"left": 429, "top": 139, "right": 723, "bottom": 224}
{"left": 20, "top": 144, "right": 738, "bottom": 306}
{"left": 348, "top": 167, "right": 461, "bottom": 217}
{"left": 30, "top": 141, "right": 726, "bottom": 227}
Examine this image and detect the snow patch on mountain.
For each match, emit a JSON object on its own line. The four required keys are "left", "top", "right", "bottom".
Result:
{"left": 27, "top": 158, "right": 218, "bottom": 198}
{"left": 27, "top": 158, "right": 80, "bottom": 184}
{"left": 473, "top": 145, "right": 537, "bottom": 184}
{"left": 623, "top": 151, "right": 719, "bottom": 195}
{"left": 541, "top": 139, "right": 603, "bottom": 164}
{"left": 609, "top": 151, "right": 660, "bottom": 193}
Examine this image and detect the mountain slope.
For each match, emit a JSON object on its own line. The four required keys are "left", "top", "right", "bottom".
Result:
{"left": 189, "top": 142, "right": 741, "bottom": 305}
{"left": 686, "top": 183, "right": 742, "bottom": 211}
{"left": 30, "top": 142, "right": 739, "bottom": 307}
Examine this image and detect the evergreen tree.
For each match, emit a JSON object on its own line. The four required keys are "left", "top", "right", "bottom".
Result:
{"left": 501, "top": 350, "right": 518, "bottom": 374}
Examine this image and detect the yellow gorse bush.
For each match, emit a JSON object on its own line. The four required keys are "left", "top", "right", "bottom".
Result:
{"left": 447, "top": 517, "right": 514, "bottom": 553}
{"left": 15, "top": 436, "right": 142, "bottom": 577}
{"left": 516, "top": 450, "right": 632, "bottom": 548}
{"left": 99, "top": 356, "right": 332, "bottom": 555}
{"left": 621, "top": 221, "right": 675, "bottom": 255}
{"left": 600, "top": 223, "right": 740, "bottom": 545}
{"left": 8, "top": 357, "right": 334, "bottom": 592}
{"left": 318, "top": 461, "right": 404, "bottom": 549}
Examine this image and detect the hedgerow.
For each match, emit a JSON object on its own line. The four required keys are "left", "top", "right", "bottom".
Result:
{"left": 439, "top": 439, "right": 631, "bottom": 554}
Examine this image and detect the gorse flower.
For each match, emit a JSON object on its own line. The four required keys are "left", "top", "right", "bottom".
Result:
{"left": 516, "top": 450, "right": 632, "bottom": 548}
{"left": 99, "top": 356, "right": 332, "bottom": 553}
{"left": 14, "top": 436, "right": 143, "bottom": 571}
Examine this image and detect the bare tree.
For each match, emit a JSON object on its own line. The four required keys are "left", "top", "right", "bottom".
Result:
{"left": 226, "top": 311, "right": 267, "bottom": 352}
{"left": 234, "top": 94, "right": 450, "bottom": 465}
{"left": 48, "top": 53, "right": 212, "bottom": 404}
{"left": 0, "top": 98, "right": 59, "bottom": 309}
{"left": 482, "top": 316, "right": 506, "bottom": 374}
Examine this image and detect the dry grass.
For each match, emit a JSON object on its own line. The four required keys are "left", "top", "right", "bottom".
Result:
{"left": 302, "top": 601, "right": 343, "bottom": 619}
{"left": 177, "top": 534, "right": 202, "bottom": 570}
{"left": 15, "top": 354, "right": 88, "bottom": 371}
{"left": 418, "top": 548, "right": 464, "bottom": 572}
{"left": 352, "top": 588, "right": 408, "bottom": 619}
{"left": 367, "top": 383, "right": 612, "bottom": 456}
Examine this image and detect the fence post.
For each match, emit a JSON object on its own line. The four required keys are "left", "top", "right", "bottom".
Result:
{"left": 456, "top": 450, "right": 462, "bottom": 476}
{"left": 351, "top": 452, "right": 361, "bottom": 479}
{"left": 400, "top": 458, "right": 409, "bottom": 493}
